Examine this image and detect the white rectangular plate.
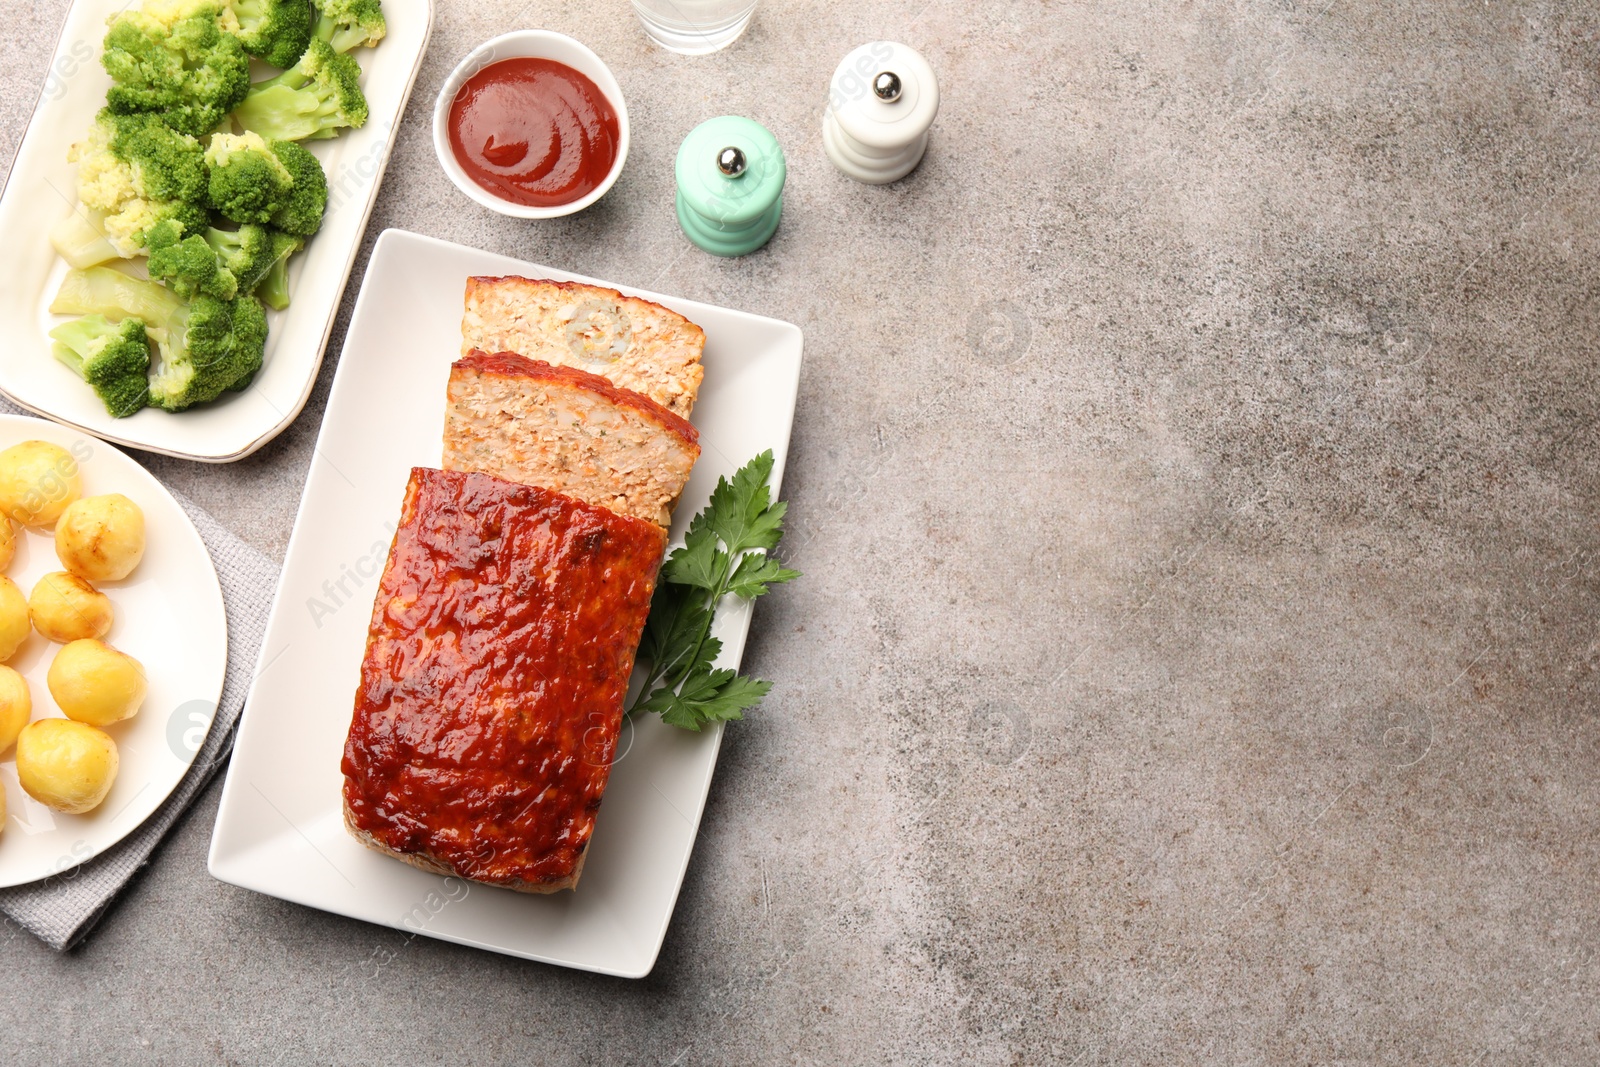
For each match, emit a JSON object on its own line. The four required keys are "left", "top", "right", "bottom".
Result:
{"left": 208, "top": 229, "right": 803, "bottom": 977}
{"left": 0, "top": 0, "right": 434, "bottom": 462}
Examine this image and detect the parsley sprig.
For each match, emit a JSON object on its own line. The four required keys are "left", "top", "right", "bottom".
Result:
{"left": 628, "top": 450, "right": 801, "bottom": 731}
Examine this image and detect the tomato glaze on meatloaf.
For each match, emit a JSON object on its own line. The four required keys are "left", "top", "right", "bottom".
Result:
{"left": 341, "top": 467, "right": 667, "bottom": 891}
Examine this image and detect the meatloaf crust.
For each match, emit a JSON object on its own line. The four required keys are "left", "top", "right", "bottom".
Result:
{"left": 444, "top": 350, "right": 701, "bottom": 528}
{"left": 461, "top": 276, "right": 706, "bottom": 418}
{"left": 341, "top": 467, "right": 667, "bottom": 892}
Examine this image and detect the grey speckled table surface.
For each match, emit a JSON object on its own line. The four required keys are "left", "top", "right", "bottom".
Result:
{"left": 3, "top": 0, "right": 1599, "bottom": 1063}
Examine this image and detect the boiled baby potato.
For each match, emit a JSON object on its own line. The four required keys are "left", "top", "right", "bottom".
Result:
{"left": 0, "top": 575, "right": 31, "bottom": 661}
{"left": 0, "top": 518, "right": 15, "bottom": 573}
{"left": 30, "top": 571, "right": 113, "bottom": 643}
{"left": 48, "top": 639, "right": 146, "bottom": 727}
{"left": 55, "top": 494, "right": 145, "bottom": 582}
{"left": 0, "top": 441, "right": 81, "bottom": 526}
{"left": 0, "top": 666, "right": 30, "bottom": 755}
{"left": 16, "top": 718, "right": 118, "bottom": 814}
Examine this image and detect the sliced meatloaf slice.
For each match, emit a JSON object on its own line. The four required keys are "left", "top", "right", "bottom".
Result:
{"left": 444, "top": 350, "right": 701, "bottom": 528}
{"left": 461, "top": 276, "right": 706, "bottom": 419}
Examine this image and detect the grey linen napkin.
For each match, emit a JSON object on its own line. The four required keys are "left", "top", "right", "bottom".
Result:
{"left": 0, "top": 435, "right": 278, "bottom": 949}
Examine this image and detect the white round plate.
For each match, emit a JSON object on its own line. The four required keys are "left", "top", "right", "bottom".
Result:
{"left": 0, "top": 414, "right": 226, "bottom": 887}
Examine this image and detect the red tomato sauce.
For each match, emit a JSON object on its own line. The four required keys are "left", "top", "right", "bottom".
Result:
{"left": 447, "top": 57, "right": 621, "bottom": 208}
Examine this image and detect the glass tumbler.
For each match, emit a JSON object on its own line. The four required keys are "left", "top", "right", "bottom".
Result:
{"left": 631, "top": 0, "right": 758, "bottom": 55}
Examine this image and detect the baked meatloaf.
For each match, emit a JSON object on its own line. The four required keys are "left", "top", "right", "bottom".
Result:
{"left": 461, "top": 276, "right": 705, "bottom": 418}
{"left": 341, "top": 467, "right": 667, "bottom": 892}
{"left": 443, "top": 350, "right": 701, "bottom": 528}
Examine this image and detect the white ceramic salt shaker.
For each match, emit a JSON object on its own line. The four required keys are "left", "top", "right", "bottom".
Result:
{"left": 822, "top": 41, "right": 940, "bottom": 184}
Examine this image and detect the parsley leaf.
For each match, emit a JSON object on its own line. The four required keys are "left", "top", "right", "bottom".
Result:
{"left": 727, "top": 553, "right": 803, "bottom": 599}
{"left": 642, "top": 667, "right": 772, "bottom": 731}
{"left": 629, "top": 450, "right": 801, "bottom": 731}
{"left": 661, "top": 525, "right": 722, "bottom": 592}
{"left": 706, "top": 450, "right": 787, "bottom": 554}
{"left": 637, "top": 582, "right": 710, "bottom": 681}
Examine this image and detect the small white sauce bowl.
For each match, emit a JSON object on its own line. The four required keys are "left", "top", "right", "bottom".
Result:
{"left": 432, "top": 30, "right": 630, "bottom": 219}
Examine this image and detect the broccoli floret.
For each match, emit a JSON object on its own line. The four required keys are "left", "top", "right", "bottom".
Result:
{"left": 149, "top": 294, "right": 267, "bottom": 410}
{"left": 206, "top": 131, "right": 294, "bottom": 223}
{"left": 48, "top": 315, "right": 151, "bottom": 418}
{"left": 49, "top": 270, "right": 264, "bottom": 411}
{"left": 104, "top": 199, "right": 211, "bottom": 258}
{"left": 255, "top": 230, "right": 303, "bottom": 309}
{"left": 222, "top": 294, "right": 268, "bottom": 391}
{"left": 267, "top": 140, "right": 327, "bottom": 235}
{"left": 311, "top": 0, "right": 384, "bottom": 53}
{"left": 203, "top": 224, "right": 279, "bottom": 290}
{"left": 67, "top": 112, "right": 208, "bottom": 256}
{"left": 231, "top": 39, "right": 368, "bottom": 141}
{"left": 147, "top": 229, "right": 239, "bottom": 300}
{"left": 69, "top": 112, "right": 206, "bottom": 208}
{"left": 101, "top": 10, "right": 251, "bottom": 137}
{"left": 228, "top": 0, "right": 313, "bottom": 68}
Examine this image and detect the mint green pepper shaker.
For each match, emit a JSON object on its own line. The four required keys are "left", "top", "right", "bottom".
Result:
{"left": 675, "top": 116, "right": 786, "bottom": 257}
